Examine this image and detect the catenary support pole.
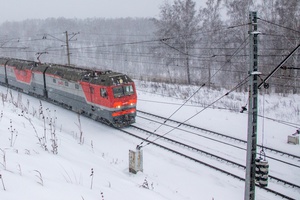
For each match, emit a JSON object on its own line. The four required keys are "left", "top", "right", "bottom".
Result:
{"left": 245, "top": 11, "right": 259, "bottom": 200}
{"left": 65, "top": 31, "right": 71, "bottom": 66}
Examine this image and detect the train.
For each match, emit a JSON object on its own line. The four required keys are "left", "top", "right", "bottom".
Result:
{"left": 0, "top": 57, "right": 137, "bottom": 127}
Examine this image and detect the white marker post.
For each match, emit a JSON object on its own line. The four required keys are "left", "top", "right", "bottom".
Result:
{"left": 129, "top": 146, "right": 143, "bottom": 174}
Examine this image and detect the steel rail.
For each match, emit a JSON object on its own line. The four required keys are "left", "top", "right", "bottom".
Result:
{"left": 137, "top": 110, "right": 300, "bottom": 160}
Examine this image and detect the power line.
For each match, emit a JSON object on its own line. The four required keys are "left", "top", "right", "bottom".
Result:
{"left": 258, "top": 43, "right": 300, "bottom": 89}
{"left": 258, "top": 18, "right": 300, "bottom": 35}
{"left": 260, "top": 33, "right": 300, "bottom": 40}
{"left": 137, "top": 95, "right": 300, "bottom": 128}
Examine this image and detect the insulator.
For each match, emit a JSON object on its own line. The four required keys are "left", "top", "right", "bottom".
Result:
{"left": 259, "top": 160, "right": 269, "bottom": 174}
{"left": 255, "top": 172, "right": 261, "bottom": 182}
{"left": 255, "top": 157, "right": 269, "bottom": 187}
{"left": 255, "top": 158, "right": 261, "bottom": 166}
{"left": 259, "top": 174, "right": 269, "bottom": 187}
{"left": 255, "top": 158, "right": 262, "bottom": 182}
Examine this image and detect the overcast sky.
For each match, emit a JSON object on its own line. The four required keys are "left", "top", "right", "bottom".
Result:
{"left": 0, "top": 0, "right": 206, "bottom": 24}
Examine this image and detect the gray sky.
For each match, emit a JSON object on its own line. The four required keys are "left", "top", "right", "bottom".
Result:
{"left": 0, "top": 0, "right": 206, "bottom": 24}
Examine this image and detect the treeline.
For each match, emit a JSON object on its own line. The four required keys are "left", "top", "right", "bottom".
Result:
{"left": 0, "top": 0, "right": 299, "bottom": 94}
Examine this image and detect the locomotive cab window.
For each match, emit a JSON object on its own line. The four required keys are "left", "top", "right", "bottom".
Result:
{"left": 113, "top": 84, "right": 134, "bottom": 98}
{"left": 124, "top": 85, "right": 134, "bottom": 95}
{"left": 113, "top": 87, "right": 123, "bottom": 98}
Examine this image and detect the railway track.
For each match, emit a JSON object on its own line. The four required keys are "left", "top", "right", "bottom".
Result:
{"left": 137, "top": 109, "right": 300, "bottom": 161}
{"left": 137, "top": 111, "right": 300, "bottom": 170}
{"left": 117, "top": 124, "right": 298, "bottom": 200}
{"left": 136, "top": 110, "right": 300, "bottom": 186}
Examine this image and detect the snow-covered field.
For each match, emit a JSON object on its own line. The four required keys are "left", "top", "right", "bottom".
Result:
{"left": 0, "top": 82, "right": 299, "bottom": 200}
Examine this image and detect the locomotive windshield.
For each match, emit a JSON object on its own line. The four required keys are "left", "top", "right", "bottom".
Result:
{"left": 113, "top": 85, "right": 134, "bottom": 98}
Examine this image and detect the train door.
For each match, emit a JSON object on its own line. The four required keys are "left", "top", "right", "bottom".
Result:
{"left": 89, "top": 85, "right": 95, "bottom": 111}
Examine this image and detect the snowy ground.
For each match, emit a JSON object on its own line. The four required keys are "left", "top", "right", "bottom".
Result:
{"left": 0, "top": 82, "right": 299, "bottom": 200}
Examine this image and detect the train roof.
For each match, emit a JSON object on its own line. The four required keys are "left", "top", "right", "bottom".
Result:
{"left": 47, "top": 64, "right": 133, "bottom": 86}
{"left": 0, "top": 57, "right": 10, "bottom": 65}
{"left": 0, "top": 57, "right": 48, "bottom": 72}
{"left": 0, "top": 57, "right": 134, "bottom": 86}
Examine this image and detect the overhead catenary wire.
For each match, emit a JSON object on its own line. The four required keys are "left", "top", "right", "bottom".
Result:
{"left": 6, "top": 47, "right": 294, "bottom": 79}
{"left": 0, "top": 28, "right": 257, "bottom": 65}
{"left": 258, "top": 18, "right": 300, "bottom": 35}
{"left": 1, "top": 19, "right": 297, "bottom": 54}
{"left": 19, "top": 38, "right": 251, "bottom": 71}
{"left": 2, "top": 20, "right": 298, "bottom": 69}
{"left": 258, "top": 43, "right": 300, "bottom": 89}
{"left": 5, "top": 25, "right": 268, "bottom": 85}
{"left": 2, "top": 48, "right": 252, "bottom": 76}
{"left": 2, "top": 32, "right": 298, "bottom": 91}
{"left": 28, "top": 22, "right": 250, "bottom": 52}
{"left": 0, "top": 24, "right": 290, "bottom": 62}
{"left": 6, "top": 20, "right": 299, "bottom": 85}
{"left": 138, "top": 97, "right": 300, "bottom": 129}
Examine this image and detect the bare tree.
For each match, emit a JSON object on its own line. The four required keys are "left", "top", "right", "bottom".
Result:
{"left": 223, "top": 0, "right": 254, "bottom": 91}
{"left": 198, "top": 0, "right": 223, "bottom": 88}
{"left": 154, "top": 0, "right": 201, "bottom": 84}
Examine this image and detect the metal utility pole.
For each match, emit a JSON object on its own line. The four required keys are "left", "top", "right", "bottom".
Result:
{"left": 245, "top": 11, "right": 259, "bottom": 200}
{"left": 65, "top": 31, "right": 71, "bottom": 66}
{"left": 64, "top": 31, "right": 79, "bottom": 66}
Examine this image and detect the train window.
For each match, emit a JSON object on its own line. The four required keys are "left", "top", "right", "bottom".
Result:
{"left": 100, "top": 88, "right": 107, "bottom": 98}
{"left": 124, "top": 85, "right": 134, "bottom": 95}
{"left": 90, "top": 87, "right": 94, "bottom": 94}
{"left": 53, "top": 78, "right": 56, "bottom": 83}
{"left": 75, "top": 84, "right": 79, "bottom": 89}
{"left": 113, "top": 87, "right": 123, "bottom": 98}
{"left": 65, "top": 81, "right": 69, "bottom": 86}
{"left": 113, "top": 85, "right": 134, "bottom": 98}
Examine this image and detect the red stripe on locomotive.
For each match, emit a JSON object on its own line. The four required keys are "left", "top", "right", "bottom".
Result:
{"left": 13, "top": 68, "right": 32, "bottom": 84}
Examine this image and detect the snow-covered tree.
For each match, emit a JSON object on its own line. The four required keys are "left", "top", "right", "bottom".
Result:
{"left": 198, "top": 0, "right": 223, "bottom": 88}
{"left": 154, "top": 0, "right": 201, "bottom": 84}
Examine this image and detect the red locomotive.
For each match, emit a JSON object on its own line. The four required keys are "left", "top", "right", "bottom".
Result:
{"left": 0, "top": 57, "right": 137, "bottom": 127}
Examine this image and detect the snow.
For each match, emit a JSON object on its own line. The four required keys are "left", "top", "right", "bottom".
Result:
{"left": 0, "top": 82, "right": 299, "bottom": 200}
